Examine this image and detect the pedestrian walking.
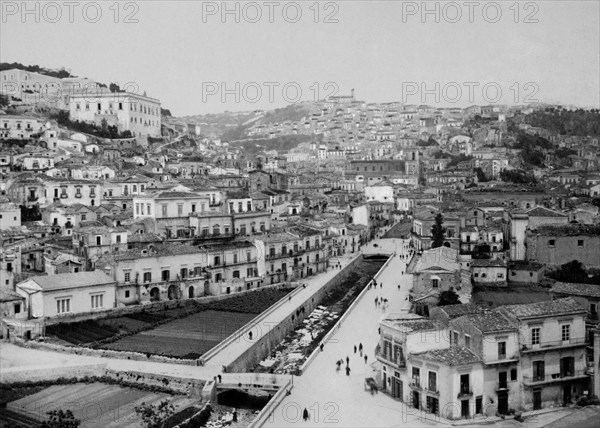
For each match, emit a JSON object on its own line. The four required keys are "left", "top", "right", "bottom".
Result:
{"left": 364, "top": 354, "right": 368, "bottom": 364}
{"left": 354, "top": 345, "right": 357, "bottom": 353}
{"left": 359, "top": 343, "right": 363, "bottom": 352}
{"left": 398, "top": 284, "right": 400, "bottom": 290}
{"left": 346, "top": 366, "right": 351, "bottom": 376}
{"left": 248, "top": 331, "right": 253, "bottom": 340}
{"left": 374, "top": 297, "right": 378, "bottom": 306}
{"left": 217, "top": 374, "right": 222, "bottom": 383}
{"left": 320, "top": 343, "right": 324, "bottom": 352}
{"left": 303, "top": 408, "right": 309, "bottom": 421}
{"left": 346, "top": 356, "right": 349, "bottom": 365}
{"left": 380, "top": 282, "right": 383, "bottom": 289}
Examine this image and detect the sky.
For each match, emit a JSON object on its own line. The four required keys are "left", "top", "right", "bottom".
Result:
{"left": 1, "top": 0, "right": 599, "bottom": 116}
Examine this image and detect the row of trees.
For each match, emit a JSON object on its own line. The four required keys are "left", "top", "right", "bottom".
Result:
{"left": 51, "top": 111, "right": 132, "bottom": 140}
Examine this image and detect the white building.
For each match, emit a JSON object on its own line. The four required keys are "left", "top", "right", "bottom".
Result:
{"left": 69, "top": 90, "right": 161, "bottom": 138}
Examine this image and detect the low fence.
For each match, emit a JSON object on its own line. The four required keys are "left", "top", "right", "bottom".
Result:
{"left": 247, "top": 378, "right": 293, "bottom": 428}
{"left": 10, "top": 337, "right": 199, "bottom": 366}
{"left": 198, "top": 283, "right": 308, "bottom": 366}
{"left": 298, "top": 253, "right": 394, "bottom": 375}
{"left": 0, "top": 363, "right": 107, "bottom": 384}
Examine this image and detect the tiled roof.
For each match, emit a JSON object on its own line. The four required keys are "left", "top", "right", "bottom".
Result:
{"left": 385, "top": 318, "right": 440, "bottom": 333}
{"left": 412, "top": 346, "right": 482, "bottom": 366}
{"left": 551, "top": 282, "right": 600, "bottom": 298}
{"left": 501, "top": 297, "right": 585, "bottom": 319}
{"left": 115, "top": 244, "right": 203, "bottom": 260}
{"left": 526, "top": 207, "right": 567, "bottom": 218}
{"left": 435, "top": 303, "right": 488, "bottom": 319}
{"left": 414, "top": 246, "right": 459, "bottom": 272}
{"left": 24, "top": 271, "right": 114, "bottom": 291}
{"left": 471, "top": 259, "right": 506, "bottom": 267}
{"left": 458, "top": 311, "right": 516, "bottom": 333}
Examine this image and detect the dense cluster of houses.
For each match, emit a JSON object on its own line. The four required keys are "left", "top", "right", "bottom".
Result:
{"left": 1, "top": 76, "right": 600, "bottom": 418}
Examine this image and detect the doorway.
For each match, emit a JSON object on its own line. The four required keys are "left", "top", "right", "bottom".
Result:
{"left": 498, "top": 391, "right": 508, "bottom": 415}
{"left": 391, "top": 378, "right": 402, "bottom": 399}
{"left": 563, "top": 384, "right": 572, "bottom": 405}
{"left": 412, "top": 391, "right": 420, "bottom": 409}
{"left": 533, "top": 389, "right": 542, "bottom": 410}
{"left": 461, "top": 400, "right": 469, "bottom": 418}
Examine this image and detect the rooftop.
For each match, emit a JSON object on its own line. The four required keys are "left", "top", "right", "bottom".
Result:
{"left": 411, "top": 346, "right": 482, "bottom": 366}
{"left": 528, "top": 224, "right": 600, "bottom": 237}
{"left": 21, "top": 271, "right": 114, "bottom": 292}
{"left": 526, "top": 207, "right": 567, "bottom": 218}
{"left": 471, "top": 258, "right": 506, "bottom": 268}
{"left": 550, "top": 282, "right": 600, "bottom": 299}
{"left": 501, "top": 297, "right": 585, "bottom": 319}
{"left": 433, "top": 303, "right": 488, "bottom": 319}
{"left": 457, "top": 310, "right": 516, "bottom": 333}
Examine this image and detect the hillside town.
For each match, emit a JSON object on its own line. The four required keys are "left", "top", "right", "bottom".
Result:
{"left": 1, "top": 60, "right": 600, "bottom": 428}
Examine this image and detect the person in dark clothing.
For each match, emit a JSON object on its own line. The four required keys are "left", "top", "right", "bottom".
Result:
{"left": 320, "top": 343, "right": 324, "bottom": 352}
{"left": 217, "top": 374, "right": 222, "bottom": 383}
{"left": 345, "top": 366, "right": 351, "bottom": 376}
{"left": 303, "top": 408, "right": 309, "bottom": 421}
{"left": 364, "top": 354, "right": 368, "bottom": 363}
{"left": 359, "top": 343, "right": 363, "bottom": 352}
{"left": 354, "top": 345, "right": 357, "bottom": 353}
{"left": 346, "top": 356, "right": 349, "bottom": 365}
{"left": 248, "top": 331, "right": 253, "bottom": 340}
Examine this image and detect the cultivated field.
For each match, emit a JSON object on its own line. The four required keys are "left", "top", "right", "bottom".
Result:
{"left": 101, "top": 310, "right": 256, "bottom": 358}
{"left": 7, "top": 382, "right": 198, "bottom": 428}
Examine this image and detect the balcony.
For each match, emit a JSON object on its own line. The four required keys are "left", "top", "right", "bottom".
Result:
{"left": 457, "top": 387, "right": 473, "bottom": 399}
{"left": 496, "top": 381, "right": 509, "bottom": 391}
{"left": 424, "top": 385, "right": 439, "bottom": 396}
{"left": 409, "top": 380, "right": 421, "bottom": 390}
{"left": 521, "top": 337, "right": 588, "bottom": 353}
{"left": 523, "top": 370, "right": 588, "bottom": 386}
{"left": 375, "top": 350, "right": 406, "bottom": 370}
{"left": 485, "top": 354, "right": 519, "bottom": 366}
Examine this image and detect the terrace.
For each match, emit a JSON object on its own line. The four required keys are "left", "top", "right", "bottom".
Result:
{"left": 522, "top": 369, "right": 589, "bottom": 386}
{"left": 521, "top": 337, "right": 588, "bottom": 353}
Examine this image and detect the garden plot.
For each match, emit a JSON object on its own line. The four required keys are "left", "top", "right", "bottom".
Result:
{"left": 7, "top": 382, "right": 198, "bottom": 428}
{"left": 101, "top": 310, "right": 256, "bottom": 358}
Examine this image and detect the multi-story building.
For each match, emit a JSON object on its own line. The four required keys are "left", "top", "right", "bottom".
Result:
{"left": 499, "top": 298, "right": 589, "bottom": 411}
{"left": 253, "top": 227, "right": 329, "bottom": 284}
{"left": 72, "top": 226, "right": 128, "bottom": 270}
{"left": 525, "top": 224, "right": 600, "bottom": 268}
{"left": 69, "top": 90, "right": 161, "bottom": 138}
{"left": 0, "top": 116, "right": 45, "bottom": 140}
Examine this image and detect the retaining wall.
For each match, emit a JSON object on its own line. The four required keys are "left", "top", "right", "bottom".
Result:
{"left": 103, "top": 369, "right": 205, "bottom": 396}
{"left": 0, "top": 364, "right": 107, "bottom": 383}
{"left": 298, "top": 254, "right": 394, "bottom": 374}
{"left": 224, "top": 255, "right": 363, "bottom": 373}
{"left": 247, "top": 378, "right": 293, "bottom": 428}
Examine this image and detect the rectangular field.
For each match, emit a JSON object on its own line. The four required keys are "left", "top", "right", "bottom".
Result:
{"left": 7, "top": 382, "right": 198, "bottom": 428}
{"left": 101, "top": 310, "right": 256, "bottom": 358}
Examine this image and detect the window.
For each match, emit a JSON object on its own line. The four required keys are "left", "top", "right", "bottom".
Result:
{"left": 162, "top": 270, "right": 170, "bottom": 281}
{"left": 498, "top": 341, "right": 506, "bottom": 360}
{"left": 91, "top": 294, "right": 104, "bottom": 309}
{"left": 177, "top": 204, "right": 183, "bottom": 216}
{"left": 531, "top": 327, "right": 540, "bottom": 345}
{"left": 214, "top": 256, "right": 220, "bottom": 265}
{"left": 578, "top": 240, "right": 584, "bottom": 247}
{"left": 233, "top": 254, "right": 238, "bottom": 263}
{"left": 412, "top": 367, "right": 420, "bottom": 387}
{"left": 124, "top": 272, "right": 131, "bottom": 283}
{"left": 162, "top": 205, "right": 167, "bottom": 217}
{"left": 14, "top": 303, "right": 21, "bottom": 314}
{"left": 464, "top": 335, "right": 471, "bottom": 349}
{"left": 432, "top": 278, "right": 439, "bottom": 288}
{"left": 428, "top": 371, "right": 437, "bottom": 392}
{"left": 191, "top": 204, "right": 196, "bottom": 213}
{"left": 453, "top": 331, "right": 459, "bottom": 345}
{"left": 561, "top": 324, "right": 570, "bottom": 341}
{"left": 533, "top": 360, "right": 545, "bottom": 382}
{"left": 56, "top": 298, "right": 71, "bottom": 314}
{"left": 125, "top": 290, "right": 130, "bottom": 298}
{"left": 510, "top": 368, "right": 517, "bottom": 381}
{"left": 548, "top": 239, "right": 555, "bottom": 247}
{"left": 497, "top": 273, "right": 504, "bottom": 279}
{"left": 116, "top": 235, "right": 121, "bottom": 244}
{"left": 194, "top": 266, "right": 202, "bottom": 276}
{"left": 143, "top": 272, "right": 152, "bottom": 283}
{"left": 96, "top": 236, "right": 102, "bottom": 246}
{"left": 233, "top": 270, "right": 240, "bottom": 279}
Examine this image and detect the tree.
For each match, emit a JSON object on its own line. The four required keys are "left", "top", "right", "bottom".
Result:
{"left": 109, "top": 83, "right": 121, "bottom": 93}
{"left": 474, "top": 167, "right": 488, "bottom": 182}
{"left": 430, "top": 213, "right": 445, "bottom": 248}
{"left": 134, "top": 400, "right": 177, "bottom": 428}
{"left": 0, "top": 93, "right": 9, "bottom": 109}
{"left": 547, "top": 260, "right": 600, "bottom": 285}
{"left": 438, "top": 289, "right": 460, "bottom": 306}
{"left": 40, "top": 409, "right": 80, "bottom": 428}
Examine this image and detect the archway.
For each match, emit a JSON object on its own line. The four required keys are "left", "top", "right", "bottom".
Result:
{"left": 443, "top": 242, "right": 451, "bottom": 248}
{"left": 168, "top": 284, "right": 180, "bottom": 300}
{"left": 188, "top": 286, "right": 194, "bottom": 298}
{"left": 150, "top": 287, "right": 160, "bottom": 302}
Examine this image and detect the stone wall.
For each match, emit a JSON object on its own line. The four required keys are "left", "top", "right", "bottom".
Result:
{"left": 103, "top": 369, "right": 205, "bottom": 396}
{"left": 224, "top": 255, "right": 363, "bottom": 373}
{"left": 0, "top": 364, "right": 107, "bottom": 383}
